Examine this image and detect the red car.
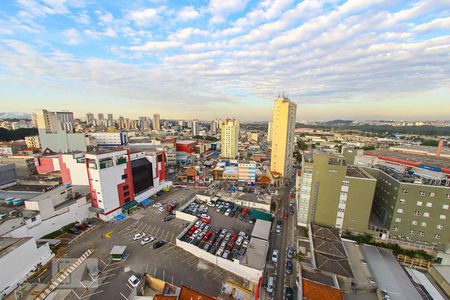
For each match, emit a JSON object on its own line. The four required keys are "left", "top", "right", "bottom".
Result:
{"left": 201, "top": 217, "right": 211, "bottom": 224}
{"left": 188, "top": 226, "right": 197, "bottom": 235}
{"left": 203, "top": 231, "right": 213, "bottom": 241}
{"left": 283, "top": 211, "right": 288, "bottom": 220}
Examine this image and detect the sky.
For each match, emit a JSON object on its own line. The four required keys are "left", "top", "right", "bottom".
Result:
{"left": 0, "top": 0, "right": 449, "bottom": 121}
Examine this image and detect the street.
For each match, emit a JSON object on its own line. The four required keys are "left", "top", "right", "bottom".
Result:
{"left": 265, "top": 179, "right": 297, "bottom": 300}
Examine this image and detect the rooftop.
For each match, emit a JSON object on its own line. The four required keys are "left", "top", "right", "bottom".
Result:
{"left": 241, "top": 237, "right": 269, "bottom": 270}
{"left": 302, "top": 278, "right": 344, "bottom": 300}
{"left": 345, "top": 166, "right": 370, "bottom": 179}
{"left": 366, "top": 149, "right": 450, "bottom": 169}
{"left": 0, "top": 237, "right": 32, "bottom": 259}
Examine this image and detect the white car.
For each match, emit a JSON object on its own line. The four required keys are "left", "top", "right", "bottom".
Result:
{"left": 158, "top": 207, "right": 165, "bottom": 212}
{"left": 153, "top": 203, "right": 162, "bottom": 208}
{"left": 272, "top": 250, "right": 279, "bottom": 263}
{"left": 141, "top": 236, "right": 155, "bottom": 245}
{"left": 133, "top": 232, "right": 145, "bottom": 240}
{"left": 128, "top": 275, "right": 140, "bottom": 288}
{"left": 207, "top": 201, "right": 215, "bottom": 207}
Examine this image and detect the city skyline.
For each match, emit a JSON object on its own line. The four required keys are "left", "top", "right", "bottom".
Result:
{"left": 1, "top": 0, "right": 450, "bottom": 121}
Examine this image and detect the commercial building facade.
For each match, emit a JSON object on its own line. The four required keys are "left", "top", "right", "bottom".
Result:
{"left": 25, "top": 136, "right": 40, "bottom": 149}
{"left": 296, "top": 152, "right": 376, "bottom": 233}
{"left": 270, "top": 96, "right": 297, "bottom": 177}
{"left": 87, "top": 131, "right": 128, "bottom": 146}
{"left": 238, "top": 162, "right": 257, "bottom": 184}
{"left": 221, "top": 119, "right": 239, "bottom": 159}
{"left": 365, "top": 165, "right": 450, "bottom": 251}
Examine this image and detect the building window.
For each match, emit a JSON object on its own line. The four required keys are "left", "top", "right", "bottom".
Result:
{"left": 409, "top": 230, "right": 415, "bottom": 234}
{"left": 419, "top": 231, "right": 424, "bottom": 236}
{"left": 437, "top": 224, "right": 443, "bottom": 230}
{"left": 412, "top": 220, "right": 417, "bottom": 225}
{"left": 414, "top": 210, "right": 420, "bottom": 216}
{"left": 419, "top": 191, "right": 425, "bottom": 196}
{"left": 399, "top": 198, "right": 406, "bottom": 204}
{"left": 395, "top": 218, "right": 401, "bottom": 223}
{"left": 440, "top": 215, "right": 446, "bottom": 220}
{"left": 124, "top": 191, "right": 130, "bottom": 197}
{"left": 397, "top": 208, "right": 403, "bottom": 213}
{"left": 123, "top": 185, "right": 129, "bottom": 191}
{"left": 421, "top": 222, "right": 427, "bottom": 227}
{"left": 443, "top": 204, "right": 449, "bottom": 210}
{"left": 122, "top": 174, "right": 128, "bottom": 179}
{"left": 423, "top": 212, "right": 430, "bottom": 218}
{"left": 426, "top": 202, "right": 432, "bottom": 208}
{"left": 401, "top": 188, "right": 408, "bottom": 194}
{"left": 429, "top": 192, "right": 435, "bottom": 197}
{"left": 417, "top": 201, "right": 422, "bottom": 206}
{"left": 434, "top": 234, "right": 441, "bottom": 239}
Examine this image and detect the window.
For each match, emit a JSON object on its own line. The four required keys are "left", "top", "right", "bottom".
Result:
{"left": 423, "top": 212, "right": 430, "bottom": 218}
{"left": 417, "top": 201, "right": 423, "bottom": 206}
{"left": 443, "top": 204, "right": 449, "bottom": 210}
{"left": 401, "top": 188, "right": 408, "bottom": 194}
{"left": 395, "top": 218, "right": 401, "bottom": 223}
{"left": 412, "top": 220, "right": 417, "bottom": 225}
{"left": 122, "top": 174, "right": 128, "bottom": 179}
{"left": 414, "top": 210, "right": 420, "bottom": 216}
{"left": 397, "top": 208, "right": 403, "bottom": 213}
{"left": 409, "top": 230, "right": 415, "bottom": 234}
{"left": 124, "top": 191, "right": 130, "bottom": 197}
{"left": 421, "top": 222, "right": 427, "bottom": 227}
{"left": 440, "top": 215, "right": 446, "bottom": 220}
{"left": 419, "top": 231, "right": 424, "bottom": 236}
{"left": 434, "top": 234, "right": 441, "bottom": 239}
{"left": 399, "top": 198, "right": 406, "bottom": 204}
{"left": 419, "top": 191, "right": 425, "bottom": 196}
{"left": 429, "top": 192, "right": 435, "bottom": 197}
{"left": 437, "top": 224, "right": 443, "bottom": 230}
{"left": 426, "top": 202, "right": 432, "bottom": 208}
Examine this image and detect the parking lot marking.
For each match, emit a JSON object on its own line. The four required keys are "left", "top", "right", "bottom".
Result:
{"left": 165, "top": 230, "right": 170, "bottom": 240}
{"left": 120, "top": 292, "right": 129, "bottom": 300}
{"left": 149, "top": 226, "right": 157, "bottom": 235}
{"left": 153, "top": 265, "right": 157, "bottom": 276}
{"left": 170, "top": 232, "right": 175, "bottom": 242}
{"left": 188, "top": 258, "right": 199, "bottom": 267}
{"left": 154, "top": 228, "right": 161, "bottom": 237}
{"left": 180, "top": 255, "right": 193, "bottom": 264}
{"left": 158, "top": 245, "right": 175, "bottom": 255}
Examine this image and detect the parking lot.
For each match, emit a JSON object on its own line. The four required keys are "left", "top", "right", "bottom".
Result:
{"left": 55, "top": 188, "right": 247, "bottom": 299}
{"left": 179, "top": 199, "right": 255, "bottom": 261}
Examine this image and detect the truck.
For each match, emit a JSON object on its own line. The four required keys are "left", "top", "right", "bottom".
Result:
{"left": 166, "top": 201, "right": 179, "bottom": 213}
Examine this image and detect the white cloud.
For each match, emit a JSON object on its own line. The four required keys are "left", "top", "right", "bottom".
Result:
{"left": 99, "top": 12, "right": 114, "bottom": 24}
{"left": 177, "top": 6, "right": 200, "bottom": 21}
{"left": 209, "top": 0, "right": 250, "bottom": 24}
{"left": 84, "top": 28, "right": 117, "bottom": 39}
{"left": 415, "top": 17, "right": 450, "bottom": 31}
{"left": 63, "top": 28, "right": 81, "bottom": 45}
{"left": 128, "top": 40, "right": 180, "bottom": 52}
{"left": 127, "top": 8, "right": 160, "bottom": 26}
{"left": 169, "top": 28, "right": 209, "bottom": 41}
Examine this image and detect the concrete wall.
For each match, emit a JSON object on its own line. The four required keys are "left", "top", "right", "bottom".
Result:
{"left": 428, "top": 266, "right": 450, "bottom": 297}
{"left": 0, "top": 163, "right": 17, "bottom": 188}
{"left": 0, "top": 238, "right": 54, "bottom": 296}
{"left": 6, "top": 198, "right": 92, "bottom": 239}
{"left": 39, "top": 130, "right": 87, "bottom": 153}
{"left": 176, "top": 239, "right": 262, "bottom": 283}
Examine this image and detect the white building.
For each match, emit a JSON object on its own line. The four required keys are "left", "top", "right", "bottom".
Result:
{"left": 87, "top": 131, "right": 128, "bottom": 146}
{"left": 0, "top": 237, "right": 54, "bottom": 297}
{"left": 238, "top": 162, "right": 257, "bottom": 184}
{"left": 221, "top": 119, "right": 240, "bottom": 159}
{"left": 192, "top": 120, "right": 199, "bottom": 136}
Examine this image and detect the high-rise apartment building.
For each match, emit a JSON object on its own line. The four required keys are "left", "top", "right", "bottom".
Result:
{"left": 267, "top": 121, "right": 273, "bottom": 143}
{"left": 270, "top": 96, "right": 297, "bottom": 177}
{"left": 192, "top": 120, "right": 199, "bottom": 136}
{"left": 98, "top": 113, "right": 104, "bottom": 121}
{"left": 107, "top": 113, "right": 114, "bottom": 126}
{"left": 153, "top": 113, "right": 161, "bottom": 131}
{"left": 37, "top": 109, "right": 74, "bottom": 133}
{"left": 86, "top": 113, "right": 95, "bottom": 125}
{"left": 118, "top": 116, "right": 125, "bottom": 129}
{"left": 296, "top": 152, "right": 377, "bottom": 233}
{"left": 221, "top": 119, "right": 239, "bottom": 159}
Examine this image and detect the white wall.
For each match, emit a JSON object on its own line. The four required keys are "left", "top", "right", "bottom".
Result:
{"left": 39, "top": 130, "right": 87, "bottom": 153}
{"left": 176, "top": 239, "right": 262, "bottom": 283}
{"left": 6, "top": 198, "right": 92, "bottom": 239}
{"left": 0, "top": 238, "right": 54, "bottom": 296}
{"left": 60, "top": 154, "right": 89, "bottom": 186}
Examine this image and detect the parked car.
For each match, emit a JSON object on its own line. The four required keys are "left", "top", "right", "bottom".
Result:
{"left": 272, "top": 250, "right": 279, "bottom": 263}
{"left": 164, "top": 215, "right": 175, "bottom": 222}
{"left": 141, "top": 236, "right": 155, "bottom": 245}
{"left": 287, "top": 246, "right": 294, "bottom": 259}
{"left": 203, "top": 231, "right": 213, "bottom": 241}
{"left": 242, "top": 239, "right": 250, "bottom": 248}
{"left": 153, "top": 240, "right": 166, "bottom": 249}
{"left": 133, "top": 232, "right": 146, "bottom": 240}
{"left": 128, "top": 275, "right": 140, "bottom": 288}
{"left": 69, "top": 228, "right": 80, "bottom": 235}
{"left": 153, "top": 203, "right": 163, "bottom": 208}
{"left": 207, "top": 201, "right": 215, "bottom": 207}
{"left": 236, "top": 236, "right": 244, "bottom": 246}
{"left": 224, "top": 208, "right": 231, "bottom": 216}
{"left": 285, "top": 287, "right": 293, "bottom": 300}
{"left": 361, "top": 259, "right": 367, "bottom": 265}
{"left": 285, "top": 260, "right": 293, "bottom": 274}
{"left": 276, "top": 220, "right": 283, "bottom": 234}
{"left": 266, "top": 276, "right": 274, "bottom": 293}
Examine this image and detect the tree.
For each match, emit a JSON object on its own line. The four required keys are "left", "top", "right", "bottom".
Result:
{"left": 297, "top": 140, "right": 308, "bottom": 151}
{"left": 421, "top": 140, "right": 439, "bottom": 147}
{"left": 0, "top": 128, "right": 38, "bottom": 141}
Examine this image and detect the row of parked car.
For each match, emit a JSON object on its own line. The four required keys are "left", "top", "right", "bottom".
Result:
{"left": 184, "top": 220, "right": 250, "bottom": 261}
{"left": 214, "top": 200, "right": 253, "bottom": 222}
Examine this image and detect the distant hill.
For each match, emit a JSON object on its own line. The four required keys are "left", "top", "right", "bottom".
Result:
{"left": 0, "top": 112, "right": 31, "bottom": 120}
{"left": 324, "top": 119, "right": 353, "bottom": 125}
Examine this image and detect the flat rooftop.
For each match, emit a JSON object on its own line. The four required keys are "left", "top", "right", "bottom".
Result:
{"left": 0, "top": 237, "right": 32, "bottom": 259}
{"left": 367, "top": 149, "right": 450, "bottom": 169}
{"left": 29, "top": 185, "right": 89, "bottom": 202}
{"left": 346, "top": 166, "right": 371, "bottom": 179}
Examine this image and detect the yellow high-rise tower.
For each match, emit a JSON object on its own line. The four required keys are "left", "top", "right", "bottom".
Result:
{"left": 221, "top": 119, "right": 240, "bottom": 159}
{"left": 270, "top": 96, "right": 297, "bottom": 177}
